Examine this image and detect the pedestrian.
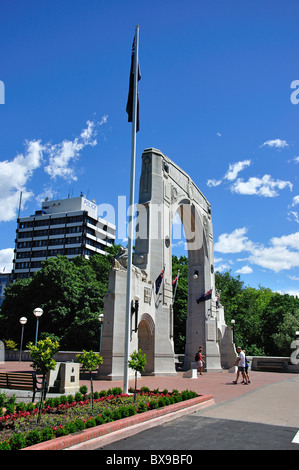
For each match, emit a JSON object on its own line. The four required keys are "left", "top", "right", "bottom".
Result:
{"left": 233, "top": 346, "right": 248, "bottom": 384}
{"left": 243, "top": 349, "right": 251, "bottom": 383}
{"left": 196, "top": 346, "right": 205, "bottom": 375}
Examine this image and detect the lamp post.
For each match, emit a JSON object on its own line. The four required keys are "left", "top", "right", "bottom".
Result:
{"left": 19, "top": 317, "right": 27, "bottom": 362}
{"left": 98, "top": 313, "right": 104, "bottom": 354}
{"left": 33, "top": 308, "right": 43, "bottom": 346}
{"left": 231, "top": 319, "right": 235, "bottom": 343}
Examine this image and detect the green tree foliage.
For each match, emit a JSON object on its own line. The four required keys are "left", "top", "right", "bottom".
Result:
{"left": 77, "top": 350, "right": 103, "bottom": 409}
{"left": 172, "top": 255, "right": 188, "bottom": 353}
{"left": 128, "top": 349, "right": 147, "bottom": 400}
{"left": 0, "top": 246, "right": 120, "bottom": 350}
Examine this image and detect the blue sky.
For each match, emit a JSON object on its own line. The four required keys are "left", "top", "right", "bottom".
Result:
{"left": 0, "top": 0, "right": 299, "bottom": 296}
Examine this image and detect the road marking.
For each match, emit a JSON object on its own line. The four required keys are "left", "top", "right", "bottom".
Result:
{"left": 292, "top": 430, "right": 299, "bottom": 444}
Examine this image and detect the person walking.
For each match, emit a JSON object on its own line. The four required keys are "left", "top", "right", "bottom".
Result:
{"left": 233, "top": 346, "right": 248, "bottom": 384}
{"left": 196, "top": 346, "right": 205, "bottom": 375}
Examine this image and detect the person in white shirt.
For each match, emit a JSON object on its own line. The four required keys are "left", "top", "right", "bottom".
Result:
{"left": 233, "top": 346, "right": 249, "bottom": 384}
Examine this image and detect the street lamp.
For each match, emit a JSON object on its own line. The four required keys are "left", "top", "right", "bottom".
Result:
{"left": 131, "top": 295, "right": 140, "bottom": 335}
{"left": 98, "top": 313, "right": 104, "bottom": 354}
{"left": 33, "top": 308, "right": 43, "bottom": 346}
{"left": 231, "top": 319, "right": 235, "bottom": 343}
{"left": 19, "top": 317, "right": 27, "bottom": 362}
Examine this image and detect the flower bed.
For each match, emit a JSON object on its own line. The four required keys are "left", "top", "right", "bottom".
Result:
{"left": 0, "top": 387, "right": 198, "bottom": 450}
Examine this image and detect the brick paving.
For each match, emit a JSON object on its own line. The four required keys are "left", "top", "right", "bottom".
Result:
{"left": 1, "top": 360, "right": 297, "bottom": 404}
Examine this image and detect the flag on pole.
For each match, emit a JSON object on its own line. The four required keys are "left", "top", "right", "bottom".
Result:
{"left": 172, "top": 276, "right": 178, "bottom": 289}
{"left": 196, "top": 289, "right": 212, "bottom": 304}
{"left": 126, "top": 35, "right": 141, "bottom": 132}
{"left": 155, "top": 266, "right": 165, "bottom": 294}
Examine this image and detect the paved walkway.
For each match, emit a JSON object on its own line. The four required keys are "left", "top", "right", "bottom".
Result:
{"left": 1, "top": 360, "right": 298, "bottom": 406}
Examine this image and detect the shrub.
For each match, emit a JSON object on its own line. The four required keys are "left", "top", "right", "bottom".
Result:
{"left": 112, "top": 387, "right": 122, "bottom": 396}
{"left": 73, "top": 418, "right": 86, "bottom": 431}
{"left": 16, "top": 402, "right": 27, "bottom": 412}
{"left": 40, "top": 427, "right": 54, "bottom": 442}
{"left": 85, "top": 417, "right": 96, "bottom": 428}
{"left": 80, "top": 385, "right": 88, "bottom": 396}
{"left": 59, "top": 395, "right": 68, "bottom": 404}
{"left": 67, "top": 395, "right": 74, "bottom": 404}
{"left": 0, "top": 440, "right": 11, "bottom": 450}
{"left": 148, "top": 400, "right": 158, "bottom": 410}
{"left": 25, "top": 429, "right": 41, "bottom": 447}
{"left": 75, "top": 392, "right": 83, "bottom": 402}
{"left": 0, "top": 392, "right": 6, "bottom": 407}
{"left": 26, "top": 402, "right": 35, "bottom": 412}
{"left": 140, "top": 386, "right": 150, "bottom": 394}
{"left": 137, "top": 402, "right": 147, "bottom": 413}
{"left": 9, "top": 433, "right": 26, "bottom": 450}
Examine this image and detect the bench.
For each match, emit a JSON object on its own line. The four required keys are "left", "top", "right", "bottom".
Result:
{"left": 255, "top": 361, "right": 287, "bottom": 372}
{"left": 0, "top": 372, "right": 44, "bottom": 402}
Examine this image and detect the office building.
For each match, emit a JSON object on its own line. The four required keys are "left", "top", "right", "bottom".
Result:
{"left": 12, "top": 195, "right": 116, "bottom": 279}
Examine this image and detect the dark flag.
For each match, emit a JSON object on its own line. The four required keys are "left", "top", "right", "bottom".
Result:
{"left": 155, "top": 266, "right": 165, "bottom": 295}
{"left": 172, "top": 276, "right": 178, "bottom": 290}
{"left": 196, "top": 289, "right": 212, "bottom": 304}
{"left": 216, "top": 295, "right": 220, "bottom": 308}
{"left": 126, "top": 36, "right": 141, "bottom": 132}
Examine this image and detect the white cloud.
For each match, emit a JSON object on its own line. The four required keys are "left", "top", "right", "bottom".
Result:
{"left": 224, "top": 160, "right": 251, "bottom": 181}
{"left": 261, "top": 139, "right": 289, "bottom": 149}
{"left": 44, "top": 120, "right": 98, "bottom": 181}
{"left": 231, "top": 175, "right": 293, "bottom": 197}
{"left": 215, "top": 227, "right": 299, "bottom": 273}
{"left": 0, "top": 248, "right": 14, "bottom": 272}
{"left": 291, "top": 195, "right": 299, "bottom": 207}
{"left": 294, "top": 156, "right": 299, "bottom": 164}
{"left": 207, "top": 179, "right": 222, "bottom": 187}
{"left": 0, "top": 140, "right": 44, "bottom": 222}
{"left": 214, "top": 227, "right": 252, "bottom": 253}
{"left": 288, "top": 211, "right": 299, "bottom": 224}
{"left": 0, "top": 118, "right": 109, "bottom": 223}
{"left": 236, "top": 265, "right": 253, "bottom": 274}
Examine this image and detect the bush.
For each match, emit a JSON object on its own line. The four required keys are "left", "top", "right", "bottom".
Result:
{"left": 148, "top": 400, "right": 159, "bottom": 410}
{"left": 15, "top": 402, "right": 27, "bottom": 412}
{"left": 0, "top": 393, "right": 6, "bottom": 408}
{"left": 80, "top": 385, "right": 88, "bottom": 396}
{"left": 0, "top": 440, "right": 11, "bottom": 450}
{"left": 26, "top": 402, "right": 36, "bottom": 412}
{"left": 75, "top": 392, "right": 83, "bottom": 402}
{"left": 137, "top": 402, "right": 147, "bottom": 413}
{"left": 140, "top": 386, "right": 150, "bottom": 394}
{"left": 85, "top": 417, "right": 96, "bottom": 428}
{"left": 25, "top": 430, "right": 41, "bottom": 447}
{"left": 40, "top": 427, "right": 54, "bottom": 442}
{"left": 112, "top": 387, "right": 122, "bottom": 396}
{"left": 9, "top": 433, "right": 26, "bottom": 450}
{"left": 73, "top": 418, "right": 86, "bottom": 431}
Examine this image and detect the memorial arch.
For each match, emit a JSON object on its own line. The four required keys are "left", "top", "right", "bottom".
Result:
{"left": 99, "top": 148, "right": 234, "bottom": 380}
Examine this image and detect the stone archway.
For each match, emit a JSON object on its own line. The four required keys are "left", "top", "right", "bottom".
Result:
{"left": 138, "top": 313, "right": 155, "bottom": 375}
{"left": 100, "top": 148, "right": 231, "bottom": 380}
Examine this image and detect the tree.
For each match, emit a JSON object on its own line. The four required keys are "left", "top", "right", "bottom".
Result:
{"left": 172, "top": 255, "right": 188, "bottom": 353}
{"left": 128, "top": 349, "right": 147, "bottom": 400}
{"left": 0, "top": 246, "right": 120, "bottom": 350}
{"left": 27, "top": 337, "right": 60, "bottom": 423}
{"left": 76, "top": 350, "right": 103, "bottom": 410}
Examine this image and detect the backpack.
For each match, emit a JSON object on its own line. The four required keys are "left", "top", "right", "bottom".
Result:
{"left": 195, "top": 352, "right": 199, "bottom": 361}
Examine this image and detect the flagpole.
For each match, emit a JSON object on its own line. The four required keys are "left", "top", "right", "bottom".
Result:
{"left": 124, "top": 25, "right": 139, "bottom": 395}
{"left": 172, "top": 269, "right": 180, "bottom": 305}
